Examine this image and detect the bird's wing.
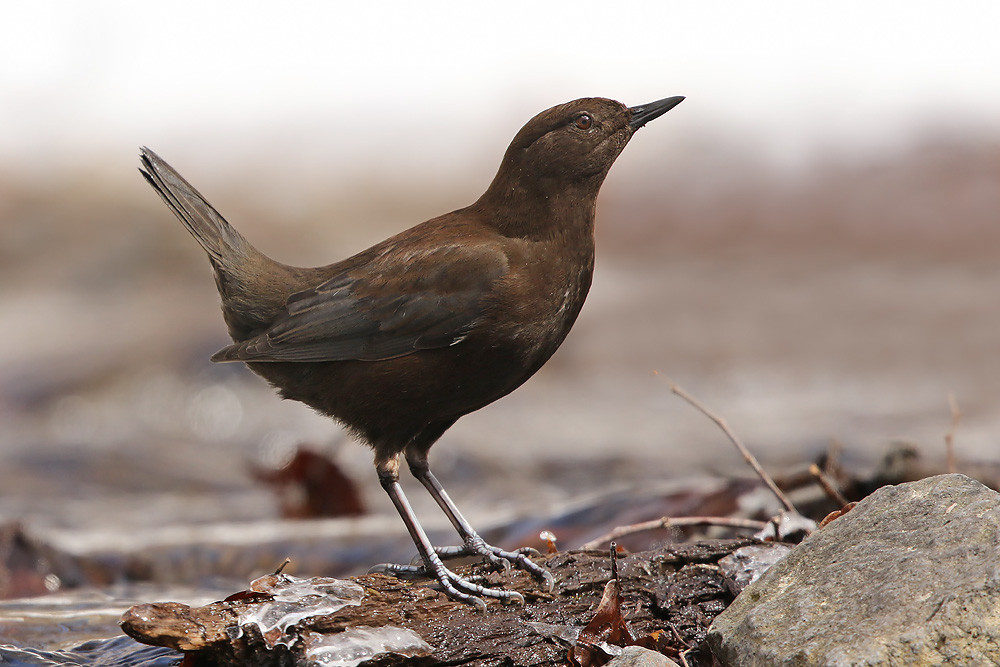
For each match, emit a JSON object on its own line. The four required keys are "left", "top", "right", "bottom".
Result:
{"left": 211, "top": 242, "right": 507, "bottom": 362}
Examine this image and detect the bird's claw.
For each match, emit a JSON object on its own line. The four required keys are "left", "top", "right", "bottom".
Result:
{"left": 373, "top": 535, "right": 551, "bottom": 610}
{"left": 432, "top": 538, "right": 553, "bottom": 591}
{"left": 368, "top": 562, "right": 425, "bottom": 579}
{"left": 370, "top": 558, "right": 522, "bottom": 611}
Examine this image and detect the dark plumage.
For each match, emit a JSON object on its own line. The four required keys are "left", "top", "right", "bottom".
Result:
{"left": 140, "top": 94, "right": 683, "bottom": 609}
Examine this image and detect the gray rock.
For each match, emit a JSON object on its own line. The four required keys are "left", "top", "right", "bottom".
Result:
{"left": 718, "top": 543, "right": 794, "bottom": 594}
{"left": 604, "top": 645, "right": 681, "bottom": 667}
{"left": 707, "top": 473, "right": 1000, "bottom": 666}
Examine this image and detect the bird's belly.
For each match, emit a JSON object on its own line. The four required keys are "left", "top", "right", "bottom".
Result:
{"left": 246, "top": 274, "right": 589, "bottom": 448}
{"left": 246, "top": 338, "right": 547, "bottom": 448}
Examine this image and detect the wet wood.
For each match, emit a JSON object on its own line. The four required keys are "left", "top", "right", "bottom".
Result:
{"left": 121, "top": 539, "right": 756, "bottom": 666}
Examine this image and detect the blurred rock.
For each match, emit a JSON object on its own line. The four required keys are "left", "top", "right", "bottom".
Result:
{"left": 707, "top": 474, "right": 1000, "bottom": 665}
{"left": 0, "top": 522, "right": 56, "bottom": 599}
{"left": 251, "top": 446, "right": 366, "bottom": 519}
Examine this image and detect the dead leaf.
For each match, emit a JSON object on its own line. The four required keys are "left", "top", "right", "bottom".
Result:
{"left": 819, "top": 502, "right": 858, "bottom": 528}
{"left": 568, "top": 577, "right": 635, "bottom": 666}
{"left": 251, "top": 446, "right": 365, "bottom": 518}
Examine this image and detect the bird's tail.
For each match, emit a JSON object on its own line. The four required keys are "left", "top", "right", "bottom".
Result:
{"left": 140, "top": 147, "right": 297, "bottom": 341}
{"left": 139, "top": 147, "right": 257, "bottom": 274}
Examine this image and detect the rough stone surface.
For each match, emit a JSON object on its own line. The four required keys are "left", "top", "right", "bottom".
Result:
{"left": 708, "top": 474, "right": 1000, "bottom": 666}
{"left": 605, "top": 645, "right": 681, "bottom": 667}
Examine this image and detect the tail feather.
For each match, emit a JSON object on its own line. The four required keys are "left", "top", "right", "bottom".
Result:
{"left": 139, "top": 147, "right": 253, "bottom": 269}
{"left": 140, "top": 147, "right": 301, "bottom": 343}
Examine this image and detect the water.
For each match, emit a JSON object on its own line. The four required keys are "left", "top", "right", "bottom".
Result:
{"left": 0, "top": 584, "right": 231, "bottom": 666}
{"left": 0, "top": 636, "right": 179, "bottom": 667}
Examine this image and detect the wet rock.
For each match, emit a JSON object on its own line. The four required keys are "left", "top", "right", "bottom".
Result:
{"left": 708, "top": 473, "right": 1000, "bottom": 666}
{"left": 122, "top": 600, "right": 242, "bottom": 652}
{"left": 717, "top": 543, "right": 793, "bottom": 595}
{"left": 605, "top": 645, "right": 681, "bottom": 667}
{"left": 121, "top": 573, "right": 365, "bottom": 654}
{"left": 122, "top": 541, "right": 755, "bottom": 666}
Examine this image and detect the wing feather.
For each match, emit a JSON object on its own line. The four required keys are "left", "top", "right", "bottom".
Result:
{"left": 211, "top": 243, "right": 507, "bottom": 363}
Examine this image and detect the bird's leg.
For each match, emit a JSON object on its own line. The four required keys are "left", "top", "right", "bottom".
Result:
{"left": 405, "top": 447, "right": 555, "bottom": 593}
{"left": 369, "top": 454, "right": 524, "bottom": 610}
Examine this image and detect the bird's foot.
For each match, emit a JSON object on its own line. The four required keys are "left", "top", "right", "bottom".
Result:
{"left": 434, "top": 536, "right": 555, "bottom": 592}
{"left": 369, "top": 556, "right": 523, "bottom": 612}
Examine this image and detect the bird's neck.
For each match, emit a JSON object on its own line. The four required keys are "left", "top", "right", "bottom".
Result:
{"left": 472, "top": 176, "right": 600, "bottom": 243}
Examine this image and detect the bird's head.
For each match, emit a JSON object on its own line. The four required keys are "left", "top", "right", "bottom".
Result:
{"left": 495, "top": 95, "right": 684, "bottom": 186}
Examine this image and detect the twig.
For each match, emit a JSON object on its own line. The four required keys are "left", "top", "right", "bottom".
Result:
{"left": 668, "top": 620, "right": 694, "bottom": 667}
{"left": 822, "top": 439, "right": 842, "bottom": 475}
{"left": 945, "top": 392, "right": 961, "bottom": 474}
{"left": 669, "top": 382, "right": 797, "bottom": 513}
{"left": 580, "top": 516, "right": 768, "bottom": 551}
{"left": 808, "top": 463, "right": 849, "bottom": 507}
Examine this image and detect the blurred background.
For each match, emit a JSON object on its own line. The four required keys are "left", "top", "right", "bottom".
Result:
{"left": 2, "top": 0, "right": 1000, "bottom": 634}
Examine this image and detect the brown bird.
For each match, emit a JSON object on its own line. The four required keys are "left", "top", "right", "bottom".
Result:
{"left": 140, "top": 94, "right": 683, "bottom": 610}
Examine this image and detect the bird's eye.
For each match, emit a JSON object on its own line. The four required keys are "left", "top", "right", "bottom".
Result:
{"left": 574, "top": 114, "right": 593, "bottom": 130}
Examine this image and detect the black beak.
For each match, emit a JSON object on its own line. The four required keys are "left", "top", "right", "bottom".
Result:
{"left": 628, "top": 96, "right": 685, "bottom": 130}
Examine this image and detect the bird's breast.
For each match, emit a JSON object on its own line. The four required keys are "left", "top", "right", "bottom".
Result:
{"left": 483, "top": 242, "right": 594, "bottom": 362}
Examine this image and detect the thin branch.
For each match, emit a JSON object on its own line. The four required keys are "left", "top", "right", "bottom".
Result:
{"left": 809, "top": 463, "right": 849, "bottom": 507}
{"left": 667, "top": 624, "right": 695, "bottom": 667}
{"left": 945, "top": 392, "right": 961, "bottom": 474}
{"left": 822, "top": 439, "right": 843, "bottom": 475}
{"left": 580, "top": 516, "right": 768, "bottom": 551}
{"left": 669, "top": 382, "right": 797, "bottom": 513}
